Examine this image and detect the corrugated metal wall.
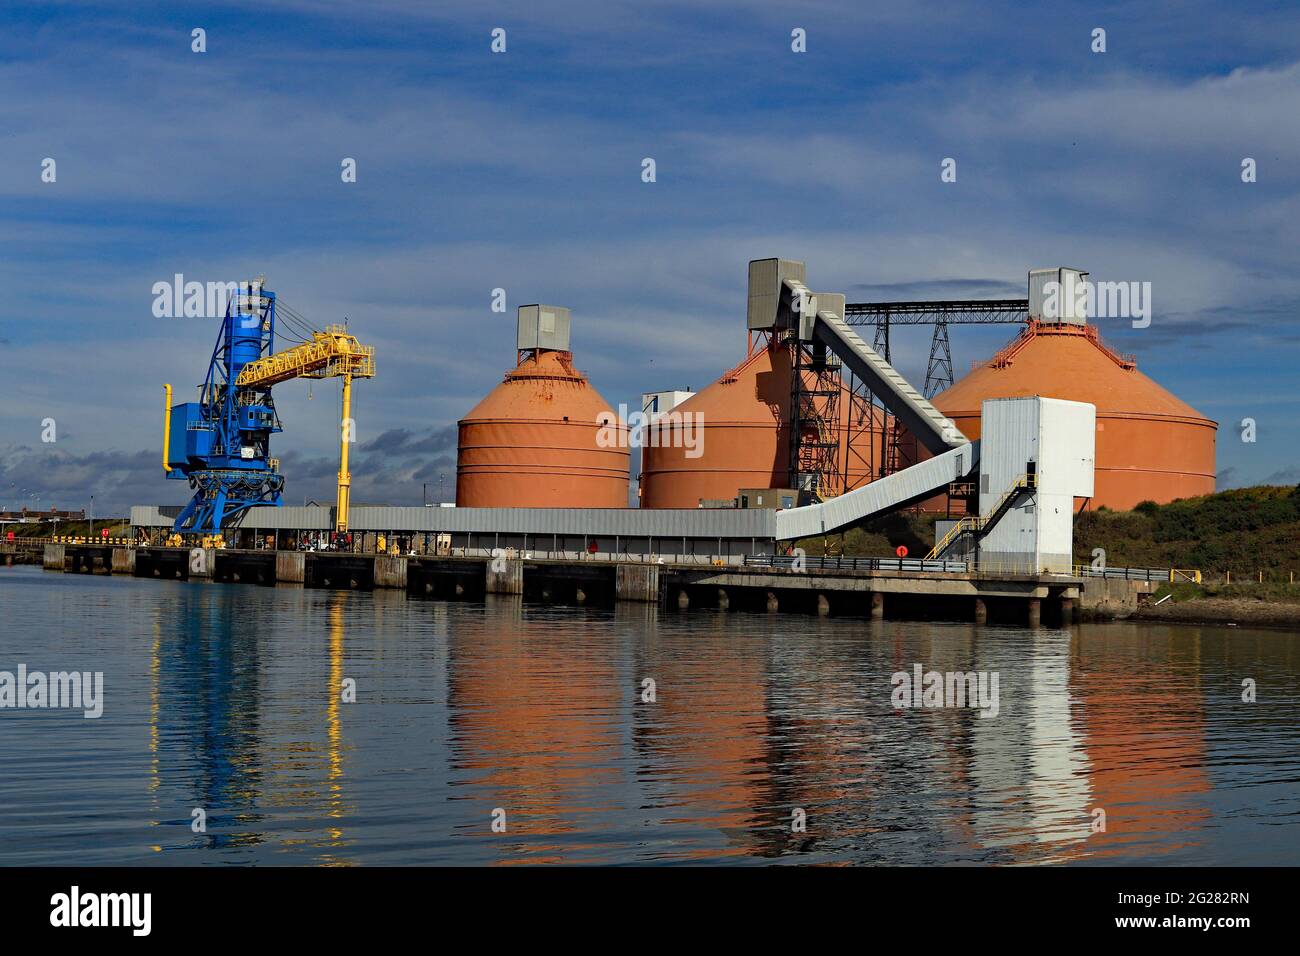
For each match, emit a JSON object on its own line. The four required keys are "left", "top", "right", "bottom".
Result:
{"left": 132, "top": 503, "right": 776, "bottom": 538}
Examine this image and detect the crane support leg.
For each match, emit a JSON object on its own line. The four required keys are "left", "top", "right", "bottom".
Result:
{"left": 162, "top": 384, "right": 173, "bottom": 473}
{"left": 337, "top": 372, "right": 353, "bottom": 533}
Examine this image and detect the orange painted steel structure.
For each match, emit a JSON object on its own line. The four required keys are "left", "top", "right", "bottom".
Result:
{"left": 456, "top": 349, "right": 630, "bottom": 508}
{"left": 640, "top": 337, "right": 892, "bottom": 509}
{"left": 931, "top": 320, "right": 1216, "bottom": 511}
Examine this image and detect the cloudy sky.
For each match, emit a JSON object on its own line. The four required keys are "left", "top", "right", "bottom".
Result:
{"left": 2, "top": 0, "right": 1298, "bottom": 515}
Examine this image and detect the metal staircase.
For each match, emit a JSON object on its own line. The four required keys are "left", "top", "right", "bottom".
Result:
{"left": 927, "top": 472, "right": 1037, "bottom": 559}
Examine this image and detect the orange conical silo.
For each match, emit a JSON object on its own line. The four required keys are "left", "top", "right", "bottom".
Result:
{"left": 640, "top": 338, "right": 892, "bottom": 509}
{"left": 931, "top": 320, "right": 1216, "bottom": 510}
{"left": 456, "top": 305, "right": 629, "bottom": 508}
{"left": 640, "top": 341, "right": 790, "bottom": 509}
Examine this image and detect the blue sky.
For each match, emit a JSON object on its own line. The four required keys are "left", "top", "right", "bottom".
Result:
{"left": 2, "top": 0, "right": 1298, "bottom": 515}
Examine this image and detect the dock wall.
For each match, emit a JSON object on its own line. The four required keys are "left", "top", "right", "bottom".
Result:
{"left": 29, "top": 544, "right": 1091, "bottom": 627}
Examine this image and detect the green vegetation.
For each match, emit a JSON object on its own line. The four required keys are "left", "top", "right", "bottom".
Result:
{"left": 1074, "top": 484, "right": 1300, "bottom": 581}
{"left": 3, "top": 518, "right": 130, "bottom": 540}
{"left": 797, "top": 511, "right": 938, "bottom": 558}
{"left": 1150, "top": 579, "right": 1300, "bottom": 606}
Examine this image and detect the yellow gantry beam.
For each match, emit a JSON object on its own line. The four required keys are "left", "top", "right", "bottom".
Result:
{"left": 234, "top": 325, "right": 375, "bottom": 534}
{"left": 235, "top": 325, "right": 375, "bottom": 389}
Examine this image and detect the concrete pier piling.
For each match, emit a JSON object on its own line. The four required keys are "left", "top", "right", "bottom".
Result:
{"left": 111, "top": 548, "right": 135, "bottom": 575}
{"left": 614, "top": 564, "right": 659, "bottom": 603}
{"left": 31, "top": 543, "right": 1093, "bottom": 628}
{"left": 276, "top": 551, "right": 305, "bottom": 584}
{"left": 1059, "top": 596, "right": 1075, "bottom": 626}
{"left": 485, "top": 558, "right": 523, "bottom": 595}
{"left": 374, "top": 555, "right": 407, "bottom": 590}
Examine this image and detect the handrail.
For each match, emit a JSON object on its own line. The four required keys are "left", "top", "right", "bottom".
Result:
{"left": 746, "top": 554, "right": 1202, "bottom": 582}
{"left": 928, "top": 515, "right": 979, "bottom": 559}
{"left": 4, "top": 536, "right": 135, "bottom": 546}
{"left": 746, "top": 554, "right": 970, "bottom": 574}
{"left": 926, "top": 472, "right": 1036, "bottom": 559}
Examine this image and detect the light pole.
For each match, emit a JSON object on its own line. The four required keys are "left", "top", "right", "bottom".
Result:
{"left": 89, "top": 495, "right": 94, "bottom": 542}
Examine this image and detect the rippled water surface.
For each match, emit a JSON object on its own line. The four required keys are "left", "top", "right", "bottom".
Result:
{"left": 1, "top": 566, "right": 1297, "bottom": 865}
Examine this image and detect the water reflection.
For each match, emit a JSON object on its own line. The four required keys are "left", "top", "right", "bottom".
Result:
{"left": 1069, "top": 626, "right": 1211, "bottom": 862}
{"left": 153, "top": 588, "right": 265, "bottom": 851}
{"left": 0, "top": 568, "right": 1295, "bottom": 866}
{"left": 446, "top": 595, "right": 625, "bottom": 864}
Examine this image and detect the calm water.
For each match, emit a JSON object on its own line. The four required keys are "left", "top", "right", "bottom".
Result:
{"left": 1, "top": 564, "right": 1297, "bottom": 866}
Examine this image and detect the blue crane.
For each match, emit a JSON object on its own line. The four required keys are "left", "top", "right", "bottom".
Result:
{"left": 162, "top": 281, "right": 285, "bottom": 532}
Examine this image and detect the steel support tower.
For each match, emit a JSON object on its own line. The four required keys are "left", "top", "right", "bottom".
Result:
{"left": 844, "top": 298, "right": 1028, "bottom": 478}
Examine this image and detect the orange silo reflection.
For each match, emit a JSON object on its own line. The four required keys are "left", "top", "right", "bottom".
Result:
{"left": 446, "top": 603, "right": 624, "bottom": 863}
{"left": 1068, "top": 625, "right": 1211, "bottom": 859}
{"left": 632, "top": 620, "right": 771, "bottom": 859}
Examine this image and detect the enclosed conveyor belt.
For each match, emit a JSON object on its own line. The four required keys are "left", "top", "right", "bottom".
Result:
{"left": 775, "top": 441, "right": 979, "bottom": 541}
{"left": 811, "top": 307, "right": 966, "bottom": 455}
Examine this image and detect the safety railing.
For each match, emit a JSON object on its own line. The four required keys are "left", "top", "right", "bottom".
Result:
{"left": 1071, "top": 565, "right": 1200, "bottom": 582}
{"left": 745, "top": 554, "right": 970, "bottom": 574}
{"left": 927, "top": 472, "right": 1036, "bottom": 559}
{"left": 974, "top": 559, "right": 1077, "bottom": 577}
{"left": 927, "top": 515, "right": 979, "bottom": 560}
{"left": 4, "top": 535, "right": 135, "bottom": 546}
{"left": 749, "top": 555, "right": 1203, "bottom": 580}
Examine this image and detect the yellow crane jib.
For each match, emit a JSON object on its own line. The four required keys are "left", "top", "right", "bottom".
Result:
{"left": 235, "top": 325, "right": 376, "bottom": 534}
{"left": 234, "top": 326, "right": 375, "bottom": 388}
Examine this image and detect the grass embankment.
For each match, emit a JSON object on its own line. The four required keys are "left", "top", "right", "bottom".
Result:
{"left": 4, "top": 519, "right": 131, "bottom": 540}
{"left": 1075, "top": 485, "right": 1300, "bottom": 614}
{"left": 796, "top": 511, "right": 936, "bottom": 559}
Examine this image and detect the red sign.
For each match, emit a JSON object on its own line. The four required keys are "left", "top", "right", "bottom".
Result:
{"left": 101, "top": 528, "right": 110, "bottom": 538}
{"left": 5, "top": 532, "right": 12, "bottom": 542}
{"left": 895, "top": 545, "right": 908, "bottom": 558}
